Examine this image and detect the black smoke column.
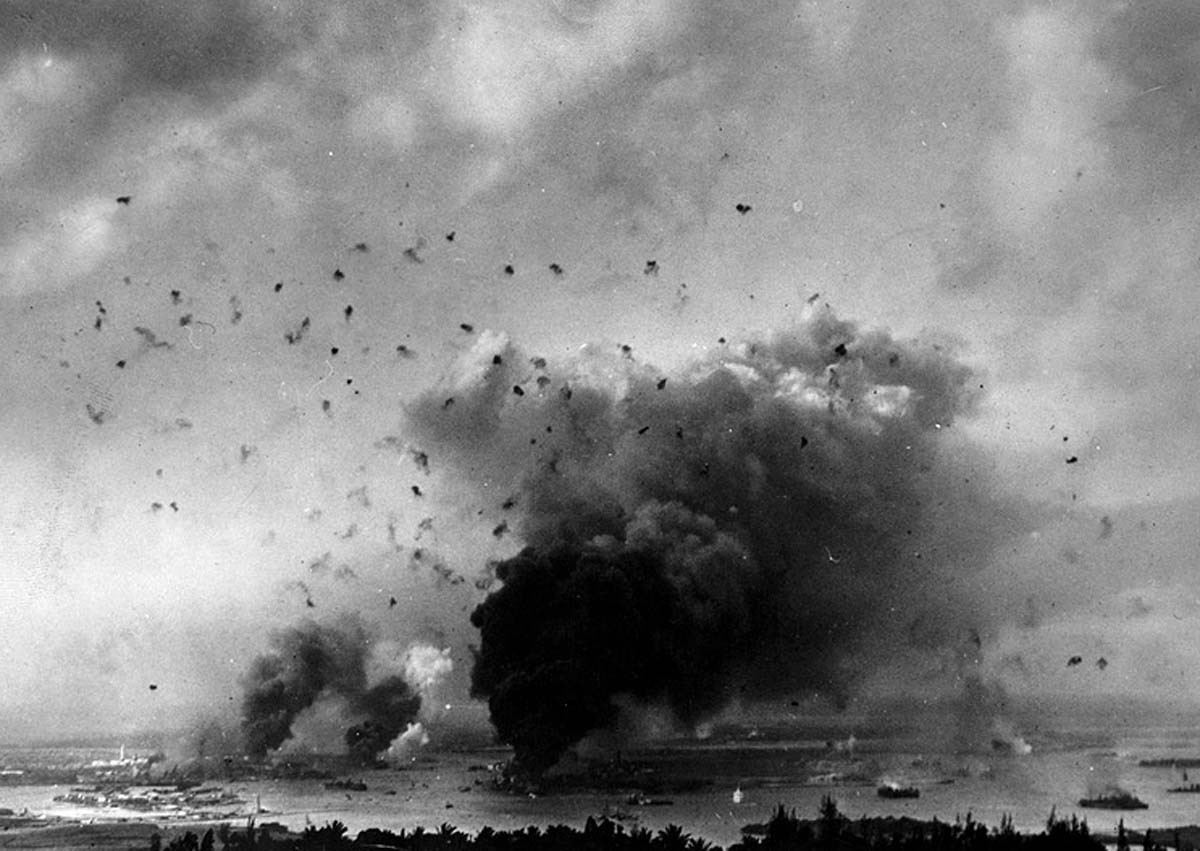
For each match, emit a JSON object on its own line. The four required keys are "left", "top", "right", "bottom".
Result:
{"left": 471, "top": 506, "right": 753, "bottom": 777}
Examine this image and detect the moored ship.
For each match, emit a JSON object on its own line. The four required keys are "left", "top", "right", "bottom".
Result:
{"left": 1077, "top": 791, "right": 1148, "bottom": 810}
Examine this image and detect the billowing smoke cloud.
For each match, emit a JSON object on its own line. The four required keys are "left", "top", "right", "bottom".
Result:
{"left": 404, "top": 643, "right": 455, "bottom": 697}
{"left": 469, "top": 507, "right": 755, "bottom": 774}
{"left": 385, "top": 721, "right": 431, "bottom": 762}
{"left": 240, "top": 619, "right": 420, "bottom": 764}
{"left": 344, "top": 643, "right": 453, "bottom": 763}
{"left": 410, "top": 309, "right": 1031, "bottom": 776}
{"left": 344, "top": 675, "right": 422, "bottom": 765}
{"left": 240, "top": 620, "right": 368, "bottom": 757}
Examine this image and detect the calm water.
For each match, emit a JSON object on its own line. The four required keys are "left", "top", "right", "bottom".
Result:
{"left": 8, "top": 705, "right": 1200, "bottom": 848}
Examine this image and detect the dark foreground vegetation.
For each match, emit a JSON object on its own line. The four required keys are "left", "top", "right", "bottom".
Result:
{"left": 148, "top": 797, "right": 1135, "bottom": 851}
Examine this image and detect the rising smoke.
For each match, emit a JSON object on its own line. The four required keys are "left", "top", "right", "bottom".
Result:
{"left": 343, "top": 675, "right": 422, "bottom": 765}
{"left": 240, "top": 619, "right": 422, "bottom": 765}
{"left": 410, "top": 308, "right": 1032, "bottom": 776}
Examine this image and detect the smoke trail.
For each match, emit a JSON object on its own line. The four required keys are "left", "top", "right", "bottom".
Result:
{"left": 240, "top": 620, "right": 421, "bottom": 764}
{"left": 410, "top": 308, "right": 1029, "bottom": 776}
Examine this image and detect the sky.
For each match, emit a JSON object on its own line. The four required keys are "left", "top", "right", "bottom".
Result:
{"left": 3, "top": 0, "right": 1200, "bottom": 744}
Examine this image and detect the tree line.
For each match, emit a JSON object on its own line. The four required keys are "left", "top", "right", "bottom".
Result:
{"left": 151, "top": 796, "right": 1117, "bottom": 851}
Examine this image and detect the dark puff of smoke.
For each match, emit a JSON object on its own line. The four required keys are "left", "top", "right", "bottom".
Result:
{"left": 240, "top": 619, "right": 420, "bottom": 763}
{"left": 409, "top": 310, "right": 1028, "bottom": 775}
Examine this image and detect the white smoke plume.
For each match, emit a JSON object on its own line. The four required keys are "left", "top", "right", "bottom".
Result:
{"left": 403, "top": 643, "right": 455, "bottom": 698}
{"left": 386, "top": 721, "right": 431, "bottom": 762}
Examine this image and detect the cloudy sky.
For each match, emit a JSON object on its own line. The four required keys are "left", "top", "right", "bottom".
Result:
{"left": 3, "top": 0, "right": 1200, "bottom": 742}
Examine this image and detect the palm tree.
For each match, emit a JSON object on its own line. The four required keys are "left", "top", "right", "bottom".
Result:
{"left": 656, "top": 823, "right": 690, "bottom": 851}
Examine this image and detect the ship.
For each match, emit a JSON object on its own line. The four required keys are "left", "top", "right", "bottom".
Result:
{"left": 1139, "top": 758, "right": 1200, "bottom": 768}
{"left": 1077, "top": 791, "right": 1148, "bottom": 810}
{"left": 1167, "top": 783, "right": 1200, "bottom": 794}
{"left": 877, "top": 783, "right": 920, "bottom": 799}
{"left": 324, "top": 779, "right": 368, "bottom": 792}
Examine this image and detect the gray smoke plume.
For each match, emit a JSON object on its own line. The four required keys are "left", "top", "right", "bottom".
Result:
{"left": 240, "top": 619, "right": 420, "bottom": 764}
{"left": 410, "top": 309, "right": 1030, "bottom": 776}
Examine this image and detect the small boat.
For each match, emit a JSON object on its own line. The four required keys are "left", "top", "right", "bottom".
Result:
{"left": 878, "top": 783, "right": 920, "bottom": 799}
{"left": 324, "top": 779, "right": 368, "bottom": 792}
{"left": 1078, "top": 791, "right": 1148, "bottom": 810}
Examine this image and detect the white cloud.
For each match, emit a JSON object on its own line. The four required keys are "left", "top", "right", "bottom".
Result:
{"left": 433, "top": 0, "right": 687, "bottom": 139}
{"left": 349, "top": 92, "right": 421, "bottom": 154}
{"left": 987, "top": 9, "right": 1129, "bottom": 233}
{"left": 2, "top": 197, "right": 119, "bottom": 296}
{"left": 795, "top": 0, "right": 861, "bottom": 66}
{"left": 0, "top": 51, "right": 94, "bottom": 175}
